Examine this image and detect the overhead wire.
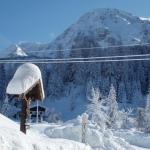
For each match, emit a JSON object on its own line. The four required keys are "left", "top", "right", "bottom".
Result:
{"left": 0, "top": 53, "right": 150, "bottom": 62}
{"left": 23, "top": 42, "right": 150, "bottom": 53}
{"left": 0, "top": 57, "right": 150, "bottom": 63}
{"left": 0, "top": 42, "right": 150, "bottom": 63}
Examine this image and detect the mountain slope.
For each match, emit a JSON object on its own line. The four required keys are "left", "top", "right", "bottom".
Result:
{"left": 4, "top": 8, "right": 150, "bottom": 57}
{"left": 1, "top": 8, "right": 150, "bottom": 120}
{"left": 48, "top": 8, "right": 150, "bottom": 56}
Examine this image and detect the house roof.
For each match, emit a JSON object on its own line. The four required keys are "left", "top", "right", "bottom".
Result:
{"left": 30, "top": 106, "right": 46, "bottom": 111}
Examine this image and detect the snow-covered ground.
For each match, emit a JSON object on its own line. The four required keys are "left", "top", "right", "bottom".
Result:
{"left": 0, "top": 114, "right": 91, "bottom": 150}
{"left": 113, "top": 129, "right": 150, "bottom": 149}
{"left": 1, "top": 113, "right": 150, "bottom": 150}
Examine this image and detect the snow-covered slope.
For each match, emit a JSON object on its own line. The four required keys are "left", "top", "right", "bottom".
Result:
{"left": 0, "top": 114, "right": 91, "bottom": 150}
{"left": 114, "top": 129, "right": 150, "bottom": 149}
{"left": 140, "top": 17, "right": 150, "bottom": 22}
{"left": 1, "top": 8, "right": 150, "bottom": 120}
{"left": 15, "top": 45, "right": 27, "bottom": 57}
{"left": 1, "top": 44, "right": 28, "bottom": 58}
{"left": 3, "top": 8, "right": 150, "bottom": 57}
{"left": 0, "top": 114, "right": 34, "bottom": 150}
{"left": 48, "top": 8, "right": 150, "bottom": 56}
{"left": 1, "top": 113, "right": 149, "bottom": 150}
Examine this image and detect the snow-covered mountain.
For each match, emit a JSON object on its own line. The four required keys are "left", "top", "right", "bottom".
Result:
{"left": 4, "top": 8, "right": 150, "bottom": 57}
{"left": 48, "top": 8, "right": 150, "bottom": 51}
{"left": 1, "top": 8, "right": 150, "bottom": 120}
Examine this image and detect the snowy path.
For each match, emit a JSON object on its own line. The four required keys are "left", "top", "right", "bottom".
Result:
{"left": 29, "top": 122, "right": 148, "bottom": 150}
{"left": 113, "top": 129, "right": 150, "bottom": 150}
{"left": 133, "top": 146, "right": 150, "bottom": 150}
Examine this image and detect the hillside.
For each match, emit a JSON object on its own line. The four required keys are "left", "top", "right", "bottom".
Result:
{"left": 1, "top": 8, "right": 150, "bottom": 120}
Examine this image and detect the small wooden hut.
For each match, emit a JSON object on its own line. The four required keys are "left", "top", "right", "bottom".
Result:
{"left": 30, "top": 105, "right": 46, "bottom": 122}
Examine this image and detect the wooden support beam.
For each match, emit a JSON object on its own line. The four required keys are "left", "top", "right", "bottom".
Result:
{"left": 20, "top": 97, "right": 28, "bottom": 134}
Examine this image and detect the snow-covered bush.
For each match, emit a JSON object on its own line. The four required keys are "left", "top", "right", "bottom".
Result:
{"left": 1, "top": 96, "right": 19, "bottom": 119}
{"left": 136, "top": 107, "right": 145, "bottom": 131}
{"left": 118, "top": 108, "right": 134, "bottom": 129}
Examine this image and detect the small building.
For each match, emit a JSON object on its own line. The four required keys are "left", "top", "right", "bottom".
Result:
{"left": 29, "top": 105, "right": 46, "bottom": 122}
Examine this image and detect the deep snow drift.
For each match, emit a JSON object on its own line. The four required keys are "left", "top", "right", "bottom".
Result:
{"left": 1, "top": 113, "right": 150, "bottom": 150}
{"left": 0, "top": 114, "right": 91, "bottom": 150}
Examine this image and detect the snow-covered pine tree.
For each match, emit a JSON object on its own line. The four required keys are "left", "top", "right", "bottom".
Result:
{"left": 136, "top": 107, "right": 145, "bottom": 131}
{"left": 107, "top": 84, "right": 118, "bottom": 128}
{"left": 144, "top": 90, "right": 150, "bottom": 133}
{"left": 1, "top": 96, "right": 18, "bottom": 118}
{"left": 86, "top": 80, "right": 96, "bottom": 103}
{"left": 86, "top": 80, "right": 108, "bottom": 128}
{"left": 117, "top": 82, "right": 126, "bottom": 103}
{"left": 86, "top": 80, "right": 100, "bottom": 120}
{"left": 69, "top": 84, "right": 76, "bottom": 111}
{"left": 87, "top": 87, "right": 100, "bottom": 121}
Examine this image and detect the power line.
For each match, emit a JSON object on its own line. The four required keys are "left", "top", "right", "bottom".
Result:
{"left": 24, "top": 42, "right": 150, "bottom": 53}
{"left": 1, "top": 43, "right": 150, "bottom": 63}
{"left": 0, "top": 57, "right": 150, "bottom": 63}
{"left": 1, "top": 53, "right": 150, "bottom": 62}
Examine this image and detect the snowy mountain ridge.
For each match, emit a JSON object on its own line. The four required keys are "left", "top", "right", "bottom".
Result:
{"left": 45, "top": 8, "right": 150, "bottom": 56}
{"left": 3, "top": 8, "right": 150, "bottom": 57}
{"left": 15, "top": 45, "right": 27, "bottom": 57}
{"left": 140, "top": 17, "right": 150, "bottom": 22}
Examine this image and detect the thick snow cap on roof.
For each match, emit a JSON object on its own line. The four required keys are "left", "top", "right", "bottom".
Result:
{"left": 6, "top": 63, "right": 45, "bottom": 99}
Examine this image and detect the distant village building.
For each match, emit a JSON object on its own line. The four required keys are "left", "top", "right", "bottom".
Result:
{"left": 29, "top": 105, "right": 46, "bottom": 122}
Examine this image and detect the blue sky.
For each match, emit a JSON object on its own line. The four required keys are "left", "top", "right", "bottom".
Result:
{"left": 0, "top": 0, "right": 150, "bottom": 50}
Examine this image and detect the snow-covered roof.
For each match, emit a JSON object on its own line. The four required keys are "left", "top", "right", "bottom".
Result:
{"left": 6, "top": 63, "right": 45, "bottom": 99}
{"left": 30, "top": 106, "right": 46, "bottom": 111}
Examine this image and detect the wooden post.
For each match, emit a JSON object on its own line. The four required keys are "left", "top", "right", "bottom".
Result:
{"left": 36, "top": 100, "right": 39, "bottom": 123}
{"left": 20, "top": 98, "right": 27, "bottom": 134}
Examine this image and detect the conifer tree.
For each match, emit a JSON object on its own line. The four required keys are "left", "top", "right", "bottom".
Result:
{"left": 144, "top": 90, "right": 150, "bottom": 133}
{"left": 107, "top": 84, "right": 118, "bottom": 127}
